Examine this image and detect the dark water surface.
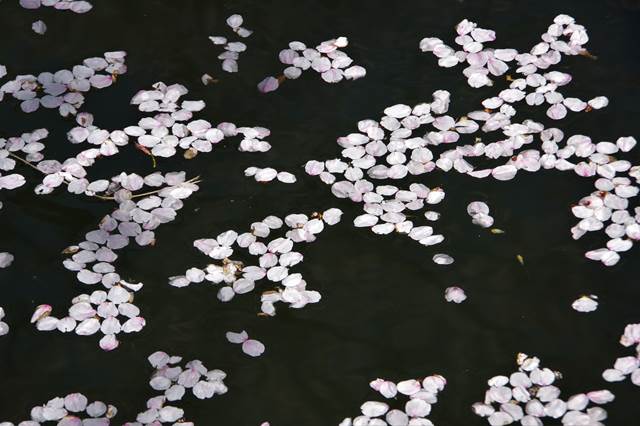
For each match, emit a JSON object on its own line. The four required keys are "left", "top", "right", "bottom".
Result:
{"left": 1, "top": 0, "right": 639, "bottom": 424}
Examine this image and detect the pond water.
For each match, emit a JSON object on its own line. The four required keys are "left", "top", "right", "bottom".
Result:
{"left": 1, "top": 0, "right": 639, "bottom": 424}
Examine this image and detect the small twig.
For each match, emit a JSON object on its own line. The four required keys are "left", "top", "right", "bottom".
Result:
{"left": 96, "top": 176, "right": 203, "bottom": 201}
{"left": 8, "top": 152, "right": 202, "bottom": 201}
{"left": 579, "top": 49, "right": 598, "bottom": 60}
{"left": 8, "top": 152, "right": 43, "bottom": 174}
{"left": 135, "top": 143, "right": 157, "bottom": 168}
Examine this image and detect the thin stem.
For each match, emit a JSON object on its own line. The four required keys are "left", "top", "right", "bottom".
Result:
{"left": 97, "top": 176, "right": 203, "bottom": 201}
{"left": 7, "top": 152, "right": 202, "bottom": 202}
{"left": 8, "top": 152, "right": 44, "bottom": 174}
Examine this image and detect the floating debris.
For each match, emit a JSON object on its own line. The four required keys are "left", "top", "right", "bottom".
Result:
{"left": 201, "top": 73, "right": 217, "bottom": 85}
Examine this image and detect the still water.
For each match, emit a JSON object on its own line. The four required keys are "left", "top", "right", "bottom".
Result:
{"left": 1, "top": 0, "right": 639, "bottom": 424}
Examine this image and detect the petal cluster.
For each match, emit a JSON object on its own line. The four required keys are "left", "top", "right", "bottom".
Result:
{"left": 602, "top": 324, "right": 640, "bottom": 386}
{"left": 169, "top": 208, "right": 343, "bottom": 316}
{"left": 258, "top": 37, "right": 366, "bottom": 93}
{"left": 209, "top": 14, "right": 253, "bottom": 73}
{"left": 0, "top": 51, "right": 126, "bottom": 116}
{"left": 473, "top": 353, "right": 614, "bottom": 425}
{"left": 125, "top": 351, "right": 228, "bottom": 424}
{"left": 32, "top": 171, "right": 199, "bottom": 350}
{"left": 340, "top": 374, "right": 446, "bottom": 426}
{"left": 304, "top": 14, "right": 639, "bottom": 269}
{"left": 2, "top": 392, "right": 116, "bottom": 424}
{"left": 19, "top": 0, "right": 93, "bottom": 13}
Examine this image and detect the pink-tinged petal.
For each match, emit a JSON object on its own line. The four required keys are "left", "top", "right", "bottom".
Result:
{"left": 159, "top": 406, "right": 184, "bottom": 422}
{"left": 405, "top": 398, "right": 431, "bottom": 417}
{"left": 471, "top": 28, "right": 495, "bottom": 42}
{"left": 0, "top": 174, "right": 26, "bottom": 190}
{"left": 122, "top": 316, "right": 145, "bottom": 333}
{"left": 379, "top": 381, "right": 397, "bottom": 398}
{"left": 344, "top": 65, "right": 366, "bottom": 80}
{"left": 311, "top": 57, "right": 331, "bottom": 72}
{"left": 31, "top": 20, "right": 47, "bottom": 35}
{"left": 64, "top": 393, "right": 88, "bottom": 412}
{"left": 0, "top": 253, "right": 14, "bottom": 268}
{"left": 99, "top": 334, "right": 119, "bottom": 351}
{"left": 77, "top": 269, "right": 102, "bottom": 284}
{"left": 492, "top": 164, "right": 517, "bottom": 181}
{"left": 278, "top": 49, "right": 299, "bottom": 65}
{"left": 487, "top": 58, "right": 508, "bottom": 76}
{"left": 361, "top": 401, "right": 389, "bottom": 417}
{"left": 257, "top": 76, "right": 279, "bottom": 93}
{"left": 226, "top": 14, "right": 243, "bottom": 28}
{"left": 20, "top": 98, "right": 40, "bottom": 113}
{"left": 468, "top": 73, "right": 491, "bottom": 88}
{"left": 75, "top": 318, "right": 100, "bottom": 335}
{"left": 602, "top": 369, "right": 625, "bottom": 382}
{"left": 226, "top": 330, "right": 248, "bottom": 344}
{"left": 587, "top": 390, "right": 615, "bottom": 404}
{"left": 148, "top": 351, "right": 170, "bottom": 368}
{"left": 222, "top": 59, "right": 238, "bottom": 73}
{"left": 588, "top": 96, "right": 609, "bottom": 109}
{"left": 397, "top": 379, "right": 421, "bottom": 395}
{"left": 30, "top": 304, "right": 52, "bottom": 323}
{"left": 20, "top": 0, "right": 41, "bottom": 9}
{"left": 445, "top": 286, "right": 467, "bottom": 303}
{"left": 242, "top": 339, "right": 265, "bottom": 357}
{"left": 36, "top": 316, "right": 59, "bottom": 331}
{"left": 70, "top": 1, "right": 93, "bottom": 13}
{"left": 192, "top": 381, "right": 215, "bottom": 399}
{"left": 546, "top": 103, "right": 567, "bottom": 120}
{"left": 614, "top": 356, "right": 639, "bottom": 374}
{"left": 321, "top": 68, "right": 343, "bottom": 83}
{"left": 571, "top": 295, "right": 598, "bottom": 312}
{"left": 89, "top": 74, "right": 113, "bottom": 89}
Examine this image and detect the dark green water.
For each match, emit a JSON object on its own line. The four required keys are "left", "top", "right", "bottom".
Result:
{"left": 1, "top": 0, "right": 639, "bottom": 424}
